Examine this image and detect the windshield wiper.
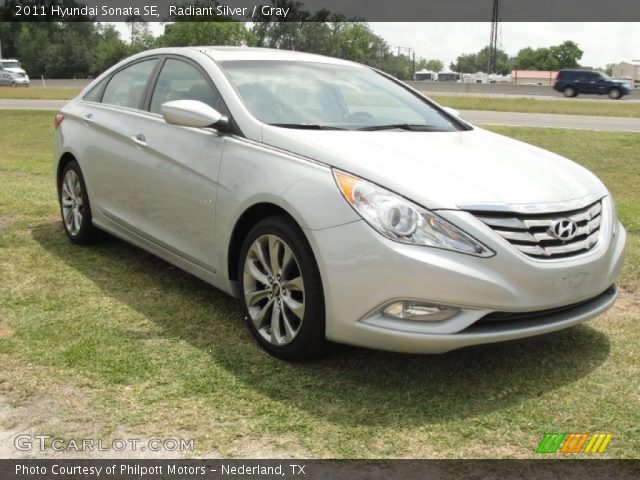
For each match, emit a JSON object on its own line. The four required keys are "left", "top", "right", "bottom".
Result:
{"left": 356, "top": 124, "right": 444, "bottom": 131}
{"left": 269, "top": 123, "right": 347, "bottom": 130}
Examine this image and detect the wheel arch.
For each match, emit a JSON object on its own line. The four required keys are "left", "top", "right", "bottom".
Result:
{"left": 227, "top": 202, "right": 302, "bottom": 283}
{"left": 56, "top": 152, "right": 78, "bottom": 194}
{"left": 607, "top": 86, "right": 622, "bottom": 96}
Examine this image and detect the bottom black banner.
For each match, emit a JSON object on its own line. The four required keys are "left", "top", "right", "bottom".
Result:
{"left": 0, "top": 459, "right": 639, "bottom": 480}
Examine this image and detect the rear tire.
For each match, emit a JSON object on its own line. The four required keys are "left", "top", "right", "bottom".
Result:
{"left": 58, "top": 160, "right": 103, "bottom": 245}
{"left": 238, "top": 215, "right": 327, "bottom": 360}
{"left": 563, "top": 86, "right": 576, "bottom": 98}
{"left": 608, "top": 88, "right": 622, "bottom": 100}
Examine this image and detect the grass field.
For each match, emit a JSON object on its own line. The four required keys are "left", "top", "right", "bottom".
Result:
{"left": 0, "top": 87, "right": 81, "bottom": 100}
{"left": 0, "top": 110, "right": 638, "bottom": 458}
{"left": 429, "top": 95, "right": 640, "bottom": 118}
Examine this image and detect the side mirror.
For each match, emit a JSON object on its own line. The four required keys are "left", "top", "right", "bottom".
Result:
{"left": 162, "top": 100, "right": 228, "bottom": 130}
{"left": 443, "top": 106, "right": 461, "bottom": 117}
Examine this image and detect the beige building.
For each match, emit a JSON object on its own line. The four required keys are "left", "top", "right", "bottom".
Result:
{"left": 611, "top": 60, "right": 640, "bottom": 89}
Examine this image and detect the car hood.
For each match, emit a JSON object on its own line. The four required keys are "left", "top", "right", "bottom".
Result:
{"left": 261, "top": 126, "right": 607, "bottom": 210}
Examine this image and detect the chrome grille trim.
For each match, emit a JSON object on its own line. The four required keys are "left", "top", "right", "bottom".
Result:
{"left": 472, "top": 200, "right": 603, "bottom": 259}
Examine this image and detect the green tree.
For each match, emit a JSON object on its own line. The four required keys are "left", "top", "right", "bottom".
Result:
{"left": 450, "top": 53, "right": 477, "bottom": 73}
{"left": 550, "top": 40, "right": 583, "bottom": 69}
{"left": 515, "top": 41, "right": 583, "bottom": 70}
{"left": 91, "top": 24, "right": 130, "bottom": 75}
{"left": 421, "top": 59, "right": 444, "bottom": 72}
{"left": 157, "top": 22, "right": 250, "bottom": 47}
{"left": 126, "top": 17, "right": 156, "bottom": 54}
{"left": 451, "top": 47, "right": 512, "bottom": 74}
{"left": 602, "top": 63, "right": 616, "bottom": 76}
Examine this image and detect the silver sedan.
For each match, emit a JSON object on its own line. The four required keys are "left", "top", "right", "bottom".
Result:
{"left": 53, "top": 47, "right": 626, "bottom": 359}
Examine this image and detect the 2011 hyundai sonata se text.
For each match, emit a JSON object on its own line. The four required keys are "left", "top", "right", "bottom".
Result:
{"left": 53, "top": 47, "right": 626, "bottom": 360}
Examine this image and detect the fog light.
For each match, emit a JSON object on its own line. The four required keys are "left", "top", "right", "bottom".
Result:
{"left": 383, "top": 302, "right": 459, "bottom": 322}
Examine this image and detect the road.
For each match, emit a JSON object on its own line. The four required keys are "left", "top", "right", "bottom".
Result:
{"left": 459, "top": 110, "right": 640, "bottom": 133}
{"left": 2, "top": 99, "right": 640, "bottom": 133}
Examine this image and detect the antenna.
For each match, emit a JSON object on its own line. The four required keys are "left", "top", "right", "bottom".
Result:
{"left": 488, "top": 0, "right": 500, "bottom": 74}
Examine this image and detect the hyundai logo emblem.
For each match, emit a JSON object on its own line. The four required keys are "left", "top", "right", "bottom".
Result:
{"left": 549, "top": 218, "right": 578, "bottom": 241}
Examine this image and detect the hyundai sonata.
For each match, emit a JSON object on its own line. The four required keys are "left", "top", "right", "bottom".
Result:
{"left": 53, "top": 47, "right": 626, "bottom": 359}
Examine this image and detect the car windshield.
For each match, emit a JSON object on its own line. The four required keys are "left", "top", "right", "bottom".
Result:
{"left": 220, "top": 60, "right": 463, "bottom": 131}
{"left": 2, "top": 60, "right": 20, "bottom": 69}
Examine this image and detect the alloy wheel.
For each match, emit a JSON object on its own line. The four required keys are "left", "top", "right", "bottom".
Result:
{"left": 61, "top": 169, "right": 84, "bottom": 236}
{"left": 243, "top": 234, "right": 306, "bottom": 346}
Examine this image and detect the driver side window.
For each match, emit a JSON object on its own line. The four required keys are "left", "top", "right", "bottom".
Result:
{"left": 150, "top": 59, "right": 223, "bottom": 115}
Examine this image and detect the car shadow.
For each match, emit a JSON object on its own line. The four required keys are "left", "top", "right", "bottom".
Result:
{"left": 32, "top": 220, "right": 611, "bottom": 428}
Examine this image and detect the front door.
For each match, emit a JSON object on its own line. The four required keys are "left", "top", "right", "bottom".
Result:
{"left": 118, "top": 57, "right": 228, "bottom": 271}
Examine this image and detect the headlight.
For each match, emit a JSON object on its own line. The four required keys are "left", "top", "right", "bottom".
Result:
{"left": 333, "top": 170, "right": 494, "bottom": 257}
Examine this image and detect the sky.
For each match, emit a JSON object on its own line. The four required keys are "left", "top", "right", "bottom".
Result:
{"left": 113, "top": 22, "right": 640, "bottom": 69}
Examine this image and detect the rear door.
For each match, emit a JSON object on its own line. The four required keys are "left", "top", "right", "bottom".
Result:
{"left": 116, "top": 56, "right": 228, "bottom": 271}
{"left": 79, "top": 57, "right": 160, "bottom": 222}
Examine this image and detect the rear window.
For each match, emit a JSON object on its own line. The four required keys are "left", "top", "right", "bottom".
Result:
{"left": 83, "top": 77, "right": 108, "bottom": 102}
{"left": 101, "top": 59, "right": 157, "bottom": 109}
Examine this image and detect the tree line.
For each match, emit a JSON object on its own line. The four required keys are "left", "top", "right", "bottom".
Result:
{"left": 449, "top": 41, "right": 584, "bottom": 75}
{"left": 0, "top": 21, "right": 585, "bottom": 80}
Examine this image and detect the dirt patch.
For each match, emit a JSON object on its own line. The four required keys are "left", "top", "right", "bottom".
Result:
{"left": 0, "top": 359, "right": 237, "bottom": 459}
{"left": 0, "top": 325, "right": 13, "bottom": 338}
{"left": 601, "top": 289, "right": 640, "bottom": 321}
{"left": 0, "top": 216, "right": 16, "bottom": 230}
{"left": 233, "top": 435, "right": 313, "bottom": 459}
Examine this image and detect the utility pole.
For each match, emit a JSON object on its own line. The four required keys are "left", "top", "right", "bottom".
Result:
{"left": 412, "top": 51, "right": 416, "bottom": 79}
{"left": 488, "top": 0, "right": 500, "bottom": 74}
{"left": 394, "top": 46, "right": 415, "bottom": 79}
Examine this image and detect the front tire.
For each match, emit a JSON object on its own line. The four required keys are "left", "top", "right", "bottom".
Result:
{"left": 238, "top": 215, "right": 327, "bottom": 360}
{"left": 563, "top": 86, "right": 576, "bottom": 98}
{"left": 59, "top": 160, "right": 103, "bottom": 245}
{"left": 608, "top": 88, "right": 622, "bottom": 100}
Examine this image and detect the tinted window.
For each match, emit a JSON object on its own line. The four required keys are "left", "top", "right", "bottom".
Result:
{"left": 83, "top": 77, "right": 108, "bottom": 102}
{"left": 150, "top": 59, "right": 222, "bottom": 114}
{"left": 101, "top": 59, "right": 157, "bottom": 109}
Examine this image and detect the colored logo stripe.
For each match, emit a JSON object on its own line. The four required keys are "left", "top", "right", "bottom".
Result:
{"left": 536, "top": 433, "right": 566, "bottom": 453}
{"left": 584, "top": 433, "right": 613, "bottom": 454}
{"left": 560, "top": 433, "right": 589, "bottom": 454}
{"left": 537, "top": 433, "right": 613, "bottom": 454}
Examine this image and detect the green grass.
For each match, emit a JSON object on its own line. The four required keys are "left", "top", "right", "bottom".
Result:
{"left": 0, "top": 87, "right": 80, "bottom": 100}
{"left": 0, "top": 111, "right": 638, "bottom": 458}
{"left": 430, "top": 95, "right": 640, "bottom": 118}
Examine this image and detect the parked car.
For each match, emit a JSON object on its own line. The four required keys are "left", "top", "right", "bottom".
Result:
{"left": 553, "top": 69, "right": 631, "bottom": 99}
{"left": 0, "top": 70, "right": 29, "bottom": 87}
{"left": 53, "top": 47, "right": 626, "bottom": 360}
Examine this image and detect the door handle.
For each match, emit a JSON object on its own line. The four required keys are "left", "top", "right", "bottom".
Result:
{"left": 83, "top": 113, "right": 94, "bottom": 125}
{"left": 131, "top": 133, "right": 147, "bottom": 148}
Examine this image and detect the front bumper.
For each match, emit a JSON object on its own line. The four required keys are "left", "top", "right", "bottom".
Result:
{"left": 305, "top": 211, "right": 626, "bottom": 354}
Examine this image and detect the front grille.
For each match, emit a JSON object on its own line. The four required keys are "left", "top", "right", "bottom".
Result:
{"left": 471, "top": 200, "right": 603, "bottom": 259}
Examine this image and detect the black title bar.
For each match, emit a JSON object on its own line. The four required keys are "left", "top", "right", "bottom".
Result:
{"left": 2, "top": 459, "right": 640, "bottom": 480}
{"left": 1, "top": 0, "right": 640, "bottom": 22}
